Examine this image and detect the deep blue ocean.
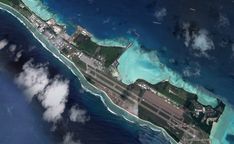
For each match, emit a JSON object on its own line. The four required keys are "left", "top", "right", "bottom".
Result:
{"left": 0, "top": 9, "right": 170, "bottom": 144}
{"left": 41, "top": 0, "right": 234, "bottom": 106}
{"left": 1, "top": 0, "right": 234, "bottom": 143}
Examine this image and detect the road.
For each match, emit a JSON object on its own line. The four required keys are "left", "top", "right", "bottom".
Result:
{"left": 83, "top": 65, "right": 201, "bottom": 141}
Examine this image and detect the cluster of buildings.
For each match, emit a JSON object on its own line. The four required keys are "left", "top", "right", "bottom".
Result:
{"left": 26, "top": 10, "right": 224, "bottom": 143}
{"left": 190, "top": 100, "right": 222, "bottom": 125}
{"left": 29, "top": 13, "right": 106, "bottom": 72}
{"left": 137, "top": 82, "right": 178, "bottom": 106}
{"left": 138, "top": 79, "right": 224, "bottom": 132}
{"left": 29, "top": 14, "right": 72, "bottom": 50}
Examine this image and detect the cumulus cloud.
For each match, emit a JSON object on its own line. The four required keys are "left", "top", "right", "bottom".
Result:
{"left": 180, "top": 22, "right": 215, "bottom": 57}
{"left": 15, "top": 60, "right": 50, "bottom": 100}
{"left": 218, "top": 14, "right": 230, "bottom": 28}
{"left": 191, "top": 29, "right": 215, "bottom": 57}
{"left": 0, "top": 39, "right": 8, "bottom": 50}
{"left": 15, "top": 60, "right": 69, "bottom": 123}
{"left": 154, "top": 8, "right": 167, "bottom": 21}
{"left": 69, "top": 105, "right": 90, "bottom": 124}
{"left": 9, "top": 44, "right": 17, "bottom": 52}
{"left": 62, "top": 133, "right": 82, "bottom": 144}
{"left": 232, "top": 44, "right": 234, "bottom": 57}
{"left": 14, "top": 50, "right": 23, "bottom": 62}
{"left": 183, "top": 66, "right": 200, "bottom": 77}
{"left": 103, "top": 17, "right": 110, "bottom": 24}
{"left": 183, "top": 23, "right": 191, "bottom": 47}
{"left": 39, "top": 78, "right": 69, "bottom": 123}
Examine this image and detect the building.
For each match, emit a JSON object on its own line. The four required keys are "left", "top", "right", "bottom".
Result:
{"left": 46, "top": 19, "right": 56, "bottom": 26}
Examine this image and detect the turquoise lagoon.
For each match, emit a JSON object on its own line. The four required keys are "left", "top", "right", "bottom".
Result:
{"left": 22, "top": 0, "right": 61, "bottom": 23}
{"left": 210, "top": 107, "right": 234, "bottom": 144}
{"left": 117, "top": 41, "right": 234, "bottom": 144}
{"left": 22, "top": 0, "right": 219, "bottom": 108}
{"left": 0, "top": 2, "right": 176, "bottom": 144}
{"left": 19, "top": 0, "right": 234, "bottom": 143}
{"left": 117, "top": 41, "right": 218, "bottom": 107}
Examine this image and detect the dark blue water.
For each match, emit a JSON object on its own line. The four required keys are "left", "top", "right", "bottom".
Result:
{"left": 42, "top": 0, "right": 234, "bottom": 106}
{"left": 0, "top": 9, "right": 169, "bottom": 144}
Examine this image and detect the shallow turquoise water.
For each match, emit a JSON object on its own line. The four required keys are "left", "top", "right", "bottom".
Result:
{"left": 21, "top": 0, "right": 61, "bottom": 23}
{"left": 0, "top": 3, "right": 176, "bottom": 144}
{"left": 117, "top": 41, "right": 218, "bottom": 107}
{"left": 21, "top": 0, "right": 220, "bottom": 108}
{"left": 18, "top": 0, "right": 234, "bottom": 143}
{"left": 210, "top": 107, "right": 234, "bottom": 144}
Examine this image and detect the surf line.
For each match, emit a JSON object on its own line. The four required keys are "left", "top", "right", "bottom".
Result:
{"left": 0, "top": 2, "right": 178, "bottom": 144}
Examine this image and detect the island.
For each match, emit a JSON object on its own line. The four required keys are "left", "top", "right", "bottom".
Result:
{"left": 0, "top": 0, "right": 225, "bottom": 144}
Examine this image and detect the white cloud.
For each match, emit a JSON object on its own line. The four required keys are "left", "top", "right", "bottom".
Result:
{"left": 9, "top": 44, "right": 17, "bottom": 52}
{"left": 15, "top": 60, "right": 50, "bottom": 100}
{"left": 103, "top": 17, "right": 110, "bottom": 24}
{"left": 183, "top": 66, "right": 200, "bottom": 77}
{"left": 191, "top": 29, "right": 215, "bottom": 57}
{"left": 69, "top": 105, "right": 90, "bottom": 124}
{"left": 183, "top": 23, "right": 191, "bottom": 47}
{"left": 218, "top": 14, "right": 230, "bottom": 27}
{"left": 62, "top": 133, "right": 82, "bottom": 144}
{"left": 232, "top": 44, "right": 234, "bottom": 57}
{"left": 15, "top": 60, "right": 69, "bottom": 123}
{"left": 39, "top": 77, "right": 69, "bottom": 123}
{"left": 0, "top": 39, "right": 8, "bottom": 50}
{"left": 14, "top": 50, "right": 23, "bottom": 62}
{"left": 154, "top": 8, "right": 167, "bottom": 21}
{"left": 181, "top": 22, "right": 215, "bottom": 57}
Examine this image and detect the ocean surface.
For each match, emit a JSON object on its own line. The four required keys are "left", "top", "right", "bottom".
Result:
{"left": 0, "top": 8, "right": 171, "bottom": 144}
{"left": 1, "top": 0, "right": 234, "bottom": 143}
{"left": 34, "top": 0, "right": 234, "bottom": 106}
{"left": 21, "top": 0, "right": 234, "bottom": 143}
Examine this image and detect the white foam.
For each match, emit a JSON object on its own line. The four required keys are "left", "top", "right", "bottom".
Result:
{"left": 0, "top": 3, "right": 178, "bottom": 143}
{"left": 21, "top": 0, "right": 60, "bottom": 22}
{"left": 117, "top": 40, "right": 218, "bottom": 108}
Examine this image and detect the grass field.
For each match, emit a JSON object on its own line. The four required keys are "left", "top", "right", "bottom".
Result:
{"left": 0, "top": 0, "right": 32, "bottom": 17}
{"left": 75, "top": 35, "right": 124, "bottom": 67}
{"left": 0, "top": 0, "right": 22, "bottom": 6}
{"left": 152, "top": 81, "right": 197, "bottom": 106}
{"left": 0, "top": 0, "right": 11, "bottom": 5}
{"left": 138, "top": 104, "right": 182, "bottom": 142}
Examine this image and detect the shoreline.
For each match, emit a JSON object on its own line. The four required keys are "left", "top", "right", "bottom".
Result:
{"left": 0, "top": 2, "right": 178, "bottom": 144}
{"left": 21, "top": 0, "right": 221, "bottom": 109}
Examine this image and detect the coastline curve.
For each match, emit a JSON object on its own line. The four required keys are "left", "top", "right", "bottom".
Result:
{"left": 0, "top": 2, "right": 177, "bottom": 144}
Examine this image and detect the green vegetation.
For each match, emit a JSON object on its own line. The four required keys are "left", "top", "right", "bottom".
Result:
{"left": 84, "top": 75, "right": 95, "bottom": 85}
{"left": 183, "top": 113, "right": 211, "bottom": 134}
{"left": 11, "top": 0, "right": 20, "bottom": 5}
{"left": 0, "top": 0, "right": 31, "bottom": 17}
{"left": 73, "top": 58, "right": 87, "bottom": 71}
{"left": 61, "top": 48, "right": 69, "bottom": 55}
{"left": 75, "top": 35, "right": 97, "bottom": 56}
{"left": 138, "top": 104, "right": 183, "bottom": 142}
{"left": 60, "top": 48, "right": 87, "bottom": 71}
{"left": 0, "top": 0, "right": 13, "bottom": 5}
{"left": 19, "top": 7, "right": 31, "bottom": 17}
{"left": 75, "top": 35, "right": 124, "bottom": 67}
{"left": 97, "top": 46, "right": 123, "bottom": 67}
{"left": 0, "top": 0, "right": 21, "bottom": 6}
{"left": 151, "top": 81, "right": 196, "bottom": 106}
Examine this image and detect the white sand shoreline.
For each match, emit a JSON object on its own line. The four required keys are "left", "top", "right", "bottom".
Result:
{"left": 0, "top": 2, "right": 178, "bottom": 144}
{"left": 13, "top": 1, "right": 234, "bottom": 144}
